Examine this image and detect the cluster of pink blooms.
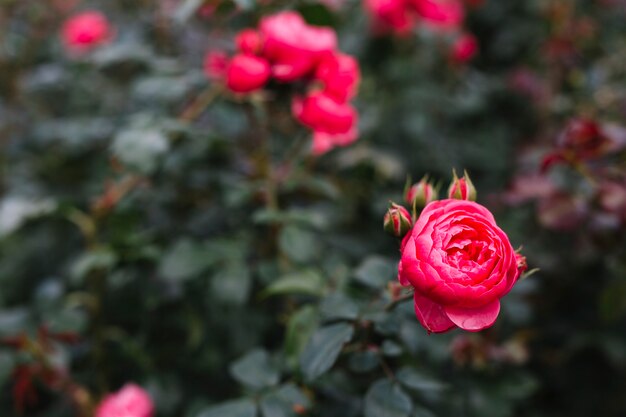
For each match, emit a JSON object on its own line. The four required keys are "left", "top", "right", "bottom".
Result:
{"left": 60, "top": 10, "right": 113, "bottom": 54}
{"left": 95, "top": 384, "right": 154, "bottom": 417}
{"left": 204, "top": 11, "right": 361, "bottom": 155}
{"left": 365, "top": 0, "right": 478, "bottom": 63}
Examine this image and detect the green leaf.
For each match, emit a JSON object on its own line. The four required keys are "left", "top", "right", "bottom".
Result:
{"left": 285, "top": 306, "right": 319, "bottom": 369}
{"left": 364, "top": 379, "right": 413, "bottom": 417}
{"left": 210, "top": 264, "right": 251, "bottom": 305}
{"left": 112, "top": 128, "right": 169, "bottom": 174}
{"left": 69, "top": 248, "right": 118, "bottom": 284}
{"left": 319, "top": 293, "right": 359, "bottom": 321}
{"left": 354, "top": 256, "right": 396, "bottom": 289}
{"left": 397, "top": 367, "right": 448, "bottom": 393}
{"left": 196, "top": 398, "right": 257, "bottom": 417}
{"left": 278, "top": 226, "right": 320, "bottom": 264}
{"left": 348, "top": 351, "right": 379, "bottom": 373}
{"left": 259, "top": 384, "right": 310, "bottom": 417}
{"left": 230, "top": 349, "right": 280, "bottom": 390}
{"left": 262, "top": 270, "right": 325, "bottom": 298}
{"left": 158, "top": 239, "right": 212, "bottom": 283}
{"left": 300, "top": 323, "right": 354, "bottom": 381}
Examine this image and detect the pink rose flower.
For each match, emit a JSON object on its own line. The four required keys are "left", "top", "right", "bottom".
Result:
{"left": 365, "top": 0, "right": 415, "bottom": 34}
{"left": 235, "top": 29, "right": 263, "bottom": 55}
{"left": 398, "top": 199, "right": 521, "bottom": 333}
{"left": 95, "top": 384, "right": 154, "bottom": 417}
{"left": 225, "top": 54, "right": 271, "bottom": 93}
{"left": 292, "top": 92, "right": 358, "bottom": 154}
{"left": 259, "top": 11, "right": 337, "bottom": 81}
{"left": 315, "top": 52, "right": 361, "bottom": 102}
{"left": 451, "top": 33, "right": 478, "bottom": 63}
{"left": 413, "top": 0, "right": 464, "bottom": 31}
{"left": 61, "top": 11, "right": 113, "bottom": 53}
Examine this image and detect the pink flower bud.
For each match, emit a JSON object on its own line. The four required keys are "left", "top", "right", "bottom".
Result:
{"left": 203, "top": 50, "right": 229, "bottom": 81}
{"left": 235, "top": 29, "right": 263, "bottom": 55}
{"left": 448, "top": 171, "right": 477, "bottom": 201}
{"left": 451, "top": 33, "right": 478, "bottom": 64}
{"left": 95, "top": 384, "right": 154, "bottom": 417}
{"left": 515, "top": 252, "right": 528, "bottom": 275}
{"left": 405, "top": 177, "right": 438, "bottom": 209}
{"left": 384, "top": 203, "right": 413, "bottom": 237}
{"left": 61, "top": 11, "right": 113, "bottom": 54}
{"left": 225, "top": 54, "right": 271, "bottom": 93}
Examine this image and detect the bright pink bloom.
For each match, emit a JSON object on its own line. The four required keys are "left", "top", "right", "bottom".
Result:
{"left": 315, "top": 52, "right": 360, "bottom": 102}
{"left": 398, "top": 199, "right": 521, "bottom": 333}
{"left": 451, "top": 33, "right": 478, "bottom": 63}
{"left": 203, "top": 50, "right": 229, "bottom": 80}
{"left": 95, "top": 384, "right": 154, "bottom": 417}
{"left": 236, "top": 29, "right": 263, "bottom": 55}
{"left": 365, "top": 0, "right": 415, "bottom": 34}
{"left": 259, "top": 11, "right": 337, "bottom": 81}
{"left": 225, "top": 54, "right": 271, "bottom": 93}
{"left": 293, "top": 92, "right": 358, "bottom": 154}
{"left": 61, "top": 11, "right": 113, "bottom": 53}
{"left": 413, "top": 0, "right": 464, "bottom": 31}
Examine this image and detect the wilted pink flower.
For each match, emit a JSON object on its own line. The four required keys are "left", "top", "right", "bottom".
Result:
{"left": 61, "top": 11, "right": 113, "bottom": 53}
{"left": 259, "top": 11, "right": 337, "bottom": 81}
{"left": 451, "top": 33, "right": 478, "bottom": 63}
{"left": 225, "top": 54, "right": 271, "bottom": 93}
{"left": 95, "top": 384, "right": 154, "bottom": 417}
{"left": 293, "top": 92, "right": 358, "bottom": 154}
{"left": 203, "top": 50, "right": 230, "bottom": 81}
{"left": 413, "top": 0, "right": 464, "bottom": 31}
{"left": 398, "top": 199, "right": 521, "bottom": 333}
{"left": 537, "top": 193, "right": 588, "bottom": 231}
{"left": 315, "top": 52, "right": 361, "bottom": 102}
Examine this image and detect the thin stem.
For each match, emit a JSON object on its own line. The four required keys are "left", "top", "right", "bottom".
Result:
{"left": 384, "top": 292, "right": 413, "bottom": 312}
{"left": 178, "top": 85, "right": 222, "bottom": 123}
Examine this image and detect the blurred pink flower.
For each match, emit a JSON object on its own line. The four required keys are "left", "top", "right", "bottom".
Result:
{"left": 315, "top": 52, "right": 361, "bottom": 102}
{"left": 95, "top": 384, "right": 154, "bottom": 417}
{"left": 293, "top": 92, "right": 359, "bottom": 154}
{"left": 235, "top": 29, "right": 263, "bottom": 55}
{"left": 365, "top": 0, "right": 415, "bottom": 34}
{"left": 61, "top": 11, "right": 113, "bottom": 54}
{"left": 413, "top": 0, "right": 464, "bottom": 31}
{"left": 203, "top": 50, "right": 230, "bottom": 81}
{"left": 451, "top": 33, "right": 478, "bottom": 63}
{"left": 259, "top": 11, "right": 337, "bottom": 81}
{"left": 225, "top": 54, "right": 271, "bottom": 93}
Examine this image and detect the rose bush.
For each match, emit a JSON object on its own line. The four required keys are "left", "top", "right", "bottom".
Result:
{"left": 1, "top": 1, "right": 626, "bottom": 417}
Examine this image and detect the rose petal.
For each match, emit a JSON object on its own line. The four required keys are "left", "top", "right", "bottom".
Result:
{"left": 444, "top": 300, "right": 500, "bottom": 332}
{"left": 413, "top": 292, "right": 456, "bottom": 334}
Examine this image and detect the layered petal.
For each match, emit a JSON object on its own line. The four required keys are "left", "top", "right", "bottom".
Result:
{"left": 414, "top": 292, "right": 456, "bottom": 334}
{"left": 444, "top": 300, "right": 500, "bottom": 332}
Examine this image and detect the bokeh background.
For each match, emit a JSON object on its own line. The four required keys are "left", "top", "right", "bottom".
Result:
{"left": 1, "top": 0, "right": 626, "bottom": 416}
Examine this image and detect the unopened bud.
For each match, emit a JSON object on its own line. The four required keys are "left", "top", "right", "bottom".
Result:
{"left": 384, "top": 203, "right": 412, "bottom": 237}
{"left": 448, "top": 171, "right": 477, "bottom": 201}
{"left": 515, "top": 252, "right": 528, "bottom": 275}
{"left": 405, "top": 177, "right": 438, "bottom": 209}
